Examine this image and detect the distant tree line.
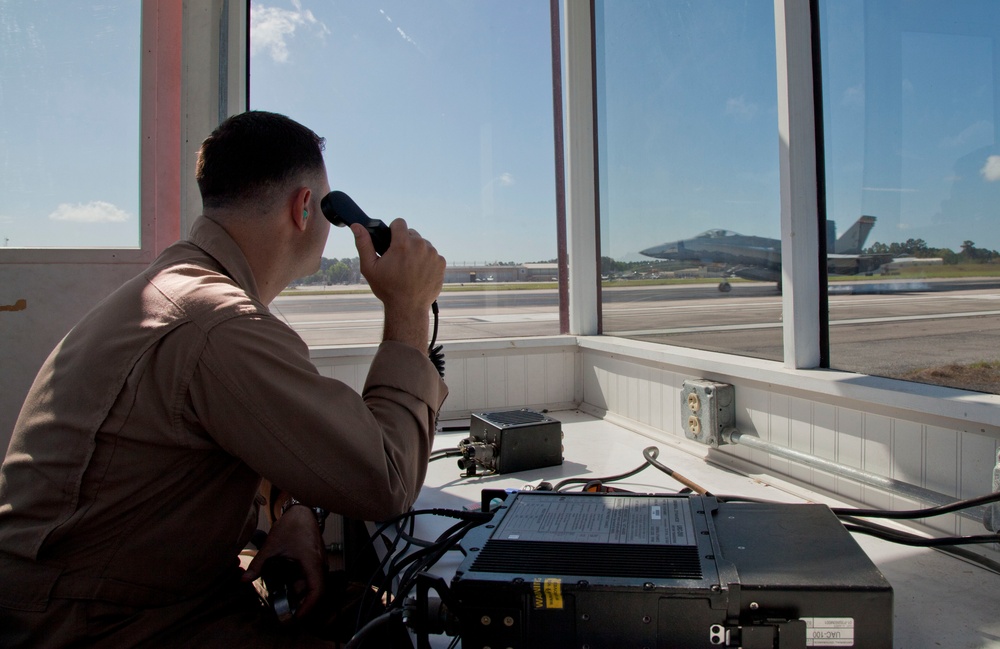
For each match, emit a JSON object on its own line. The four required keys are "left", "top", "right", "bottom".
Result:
{"left": 294, "top": 257, "right": 529, "bottom": 285}
{"left": 294, "top": 243, "right": 998, "bottom": 286}
{"left": 527, "top": 257, "right": 667, "bottom": 274}
{"left": 292, "top": 257, "right": 361, "bottom": 286}
{"left": 863, "top": 239, "right": 999, "bottom": 264}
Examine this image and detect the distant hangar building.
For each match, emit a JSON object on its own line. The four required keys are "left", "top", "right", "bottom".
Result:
{"left": 444, "top": 262, "right": 559, "bottom": 284}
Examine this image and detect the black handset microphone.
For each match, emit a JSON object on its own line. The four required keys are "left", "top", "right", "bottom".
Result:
{"left": 320, "top": 190, "right": 392, "bottom": 256}
{"left": 320, "top": 191, "right": 444, "bottom": 377}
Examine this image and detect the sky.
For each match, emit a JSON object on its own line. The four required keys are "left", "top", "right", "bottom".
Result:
{"left": 820, "top": 0, "right": 1000, "bottom": 252}
{"left": 2, "top": 0, "right": 999, "bottom": 259}
{"left": 248, "top": 0, "right": 558, "bottom": 263}
{"left": 0, "top": 1, "right": 141, "bottom": 248}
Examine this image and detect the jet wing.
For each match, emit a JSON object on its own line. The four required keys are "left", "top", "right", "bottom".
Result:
{"left": 826, "top": 253, "right": 895, "bottom": 276}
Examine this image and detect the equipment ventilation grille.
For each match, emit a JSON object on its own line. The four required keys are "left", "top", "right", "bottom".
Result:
{"left": 481, "top": 409, "right": 548, "bottom": 426}
{"left": 469, "top": 540, "right": 703, "bottom": 580}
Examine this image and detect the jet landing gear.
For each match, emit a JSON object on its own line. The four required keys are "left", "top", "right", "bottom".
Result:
{"left": 718, "top": 281, "right": 732, "bottom": 292}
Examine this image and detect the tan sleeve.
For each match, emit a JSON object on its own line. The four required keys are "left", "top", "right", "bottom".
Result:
{"left": 189, "top": 315, "right": 448, "bottom": 521}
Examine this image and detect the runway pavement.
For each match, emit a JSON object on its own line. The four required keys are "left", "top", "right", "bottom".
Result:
{"left": 272, "top": 278, "right": 1000, "bottom": 388}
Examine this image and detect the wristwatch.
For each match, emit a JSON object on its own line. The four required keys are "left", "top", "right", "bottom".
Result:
{"left": 280, "top": 496, "right": 329, "bottom": 534}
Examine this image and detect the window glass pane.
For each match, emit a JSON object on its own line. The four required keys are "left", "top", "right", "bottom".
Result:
{"left": 250, "top": 0, "right": 558, "bottom": 346}
{"left": 0, "top": 1, "right": 141, "bottom": 248}
{"left": 820, "top": 0, "right": 1000, "bottom": 394}
{"left": 596, "top": 0, "right": 782, "bottom": 361}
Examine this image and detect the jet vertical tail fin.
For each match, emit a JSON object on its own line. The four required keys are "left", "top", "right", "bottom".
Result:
{"left": 834, "top": 215, "right": 877, "bottom": 254}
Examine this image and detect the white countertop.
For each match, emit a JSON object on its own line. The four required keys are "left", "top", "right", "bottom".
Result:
{"left": 400, "top": 409, "right": 1000, "bottom": 649}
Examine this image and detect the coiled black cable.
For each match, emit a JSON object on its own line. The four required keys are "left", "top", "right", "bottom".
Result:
{"left": 428, "top": 301, "right": 444, "bottom": 377}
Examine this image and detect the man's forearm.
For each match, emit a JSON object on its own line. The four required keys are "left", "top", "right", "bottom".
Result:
{"left": 382, "top": 305, "right": 430, "bottom": 352}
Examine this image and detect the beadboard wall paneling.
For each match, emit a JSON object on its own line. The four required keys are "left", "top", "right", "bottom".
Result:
{"left": 577, "top": 337, "right": 1000, "bottom": 541}
{"left": 310, "top": 336, "right": 581, "bottom": 419}
{"left": 308, "top": 335, "right": 999, "bottom": 545}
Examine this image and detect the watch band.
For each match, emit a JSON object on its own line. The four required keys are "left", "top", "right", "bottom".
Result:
{"left": 281, "top": 496, "right": 329, "bottom": 533}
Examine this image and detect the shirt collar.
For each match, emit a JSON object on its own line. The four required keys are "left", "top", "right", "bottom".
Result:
{"left": 187, "top": 216, "right": 262, "bottom": 302}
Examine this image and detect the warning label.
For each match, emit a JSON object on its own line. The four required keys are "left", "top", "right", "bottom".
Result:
{"left": 532, "top": 577, "right": 563, "bottom": 609}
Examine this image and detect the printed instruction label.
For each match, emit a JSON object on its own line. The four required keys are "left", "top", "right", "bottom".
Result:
{"left": 802, "top": 618, "right": 855, "bottom": 647}
{"left": 494, "top": 495, "right": 696, "bottom": 545}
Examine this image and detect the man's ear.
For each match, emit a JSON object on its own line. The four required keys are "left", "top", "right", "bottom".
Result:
{"left": 292, "top": 186, "right": 312, "bottom": 231}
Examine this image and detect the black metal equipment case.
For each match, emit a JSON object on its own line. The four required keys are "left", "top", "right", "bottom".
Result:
{"left": 451, "top": 491, "right": 892, "bottom": 648}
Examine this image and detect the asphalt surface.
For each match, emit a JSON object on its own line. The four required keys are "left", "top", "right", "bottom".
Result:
{"left": 272, "top": 278, "right": 1000, "bottom": 388}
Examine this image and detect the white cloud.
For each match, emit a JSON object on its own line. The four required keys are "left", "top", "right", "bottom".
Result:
{"left": 378, "top": 8, "right": 424, "bottom": 53}
{"left": 862, "top": 186, "right": 918, "bottom": 193}
{"left": 841, "top": 84, "right": 864, "bottom": 109}
{"left": 725, "top": 95, "right": 757, "bottom": 120}
{"left": 396, "top": 27, "right": 418, "bottom": 47}
{"left": 981, "top": 155, "right": 1000, "bottom": 182}
{"left": 49, "top": 201, "right": 130, "bottom": 223}
{"left": 483, "top": 173, "right": 515, "bottom": 190}
{"left": 250, "top": 0, "right": 325, "bottom": 63}
{"left": 941, "top": 120, "right": 992, "bottom": 149}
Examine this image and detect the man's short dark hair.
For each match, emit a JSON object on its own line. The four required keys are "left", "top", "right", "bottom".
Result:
{"left": 196, "top": 111, "right": 327, "bottom": 209}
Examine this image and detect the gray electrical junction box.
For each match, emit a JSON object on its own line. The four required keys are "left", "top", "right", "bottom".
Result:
{"left": 682, "top": 379, "right": 735, "bottom": 447}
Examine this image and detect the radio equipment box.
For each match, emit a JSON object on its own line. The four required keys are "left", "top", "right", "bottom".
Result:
{"left": 459, "top": 409, "right": 563, "bottom": 475}
{"left": 451, "top": 491, "right": 892, "bottom": 648}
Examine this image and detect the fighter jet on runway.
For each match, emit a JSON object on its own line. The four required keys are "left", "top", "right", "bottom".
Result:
{"left": 639, "top": 215, "right": 892, "bottom": 291}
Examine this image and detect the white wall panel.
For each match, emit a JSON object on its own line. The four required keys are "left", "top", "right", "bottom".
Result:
{"left": 576, "top": 336, "right": 999, "bottom": 554}
{"left": 862, "top": 414, "right": 894, "bottom": 510}
{"left": 788, "top": 397, "right": 814, "bottom": 485}
{"left": 309, "top": 337, "right": 580, "bottom": 420}
{"left": 444, "top": 360, "right": 468, "bottom": 413}
{"left": 584, "top": 362, "right": 609, "bottom": 412}
{"left": 925, "top": 426, "right": 960, "bottom": 498}
{"left": 464, "top": 356, "right": 489, "bottom": 412}
{"left": 810, "top": 404, "right": 837, "bottom": 494}
{"left": 525, "top": 354, "right": 549, "bottom": 405}
{"left": 768, "top": 393, "right": 793, "bottom": 477}
{"left": 959, "top": 433, "right": 997, "bottom": 500}
{"left": 746, "top": 388, "right": 773, "bottom": 470}
{"left": 485, "top": 356, "right": 508, "bottom": 409}
{"left": 891, "top": 419, "right": 924, "bottom": 491}
{"left": 959, "top": 432, "right": 999, "bottom": 537}
{"left": 306, "top": 335, "right": 996, "bottom": 557}
{"left": 504, "top": 355, "right": 527, "bottom": 408}
{"left": 837, "top": 409, "right": 864, "bottom": 503}
{"left": 0, "top": 263, "right": 145, "bottom": 453}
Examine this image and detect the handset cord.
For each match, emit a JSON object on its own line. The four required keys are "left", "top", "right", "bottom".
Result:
{"left": 428, "top": 301, "right": 444, "bottom": 377}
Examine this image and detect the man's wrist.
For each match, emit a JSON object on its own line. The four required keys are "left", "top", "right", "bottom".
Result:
{"left": 381, "top": 307, "right": 430, "bottom": 352}
{"left": 281, "top": 496, "right": 329, "bottom": 533}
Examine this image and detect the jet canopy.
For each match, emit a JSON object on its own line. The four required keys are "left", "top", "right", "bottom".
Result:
{"left": 696, "top": 229, "right": 742, "bottom": 238}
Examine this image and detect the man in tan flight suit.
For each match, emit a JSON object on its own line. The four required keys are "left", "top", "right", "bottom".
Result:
{"left": 0, "top": 110, "right": 448, "bottom": 647}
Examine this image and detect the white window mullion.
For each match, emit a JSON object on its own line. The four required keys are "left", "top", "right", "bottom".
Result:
{"left": 179, "top": 0, "right": 248, "bottom": 238}
{"left": 775, "top": 0, "right": 823, "bottom": 368}
{"left": 562, "top": 0, "right": 600, "bottom": 336}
